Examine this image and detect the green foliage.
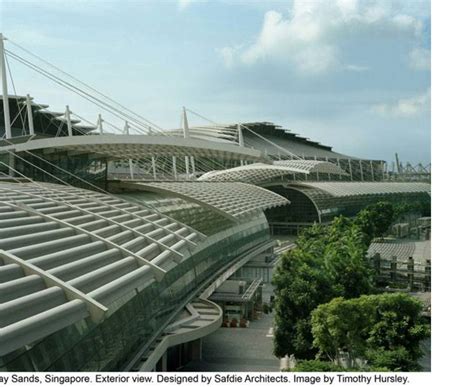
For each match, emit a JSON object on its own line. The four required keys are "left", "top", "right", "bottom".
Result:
{"left": 323, "top": 224, "right": 374, "bottom": 298}
{"left": 292, "top": 359, "right": 387, "bottom": 372}
{"left": 354, "top": 202, "right": 395, "bottom": 244}
{"left": 292, "top": 360, "right": 348, "bottom": 372}
{"left": 311, "top": 297, "right": 372, "bottom": 364}
{"left": 273, "top": 249, "right": 335, "bottom": 359}
{"left": 311, "top": 293, "right": 430, "bottom": 371}
{"left": 393, "top": 198, "right": 431, "bottom": 218}
{"left": 272, "top": 216, "right": 374, "bottom": 359}
{"left": 272, "top": 199, "right": 431, "bottom": 366}
{"left": 365, "top": 348, "right": 422, "bottom": 372}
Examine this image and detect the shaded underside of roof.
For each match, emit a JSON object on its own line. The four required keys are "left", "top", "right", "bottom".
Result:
{"left": 0, "top": 95, "right": 95, "bottom": 138}
{"left": 164, "top": 122, "right": 364, "bottom": 160}
{"left": 239, "top": 122, "right": 361, "bottom": 160}
{"left": 239, "top": 122, "right": 333, "bottom": 150}
{"left": 0, "top": 134, "right": 265, "bottom": 163}
{"left": 114, "top": 181, "right": 290, "bottom": 221}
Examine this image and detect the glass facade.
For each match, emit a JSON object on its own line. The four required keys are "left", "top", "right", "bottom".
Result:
{"left": 264, "top": 185, "right": 431, "bottom": 233}
{"left": 11, "top": 150, "right": 108, "bottom": 191}
{"left": 116, "top": 192, "right": 235, "bottom": 236}
{"left": 0, "top": 213, "right": 270, "bottom": 371}
{"left": 264, "top": 186, "right": 319, "bottom": 234}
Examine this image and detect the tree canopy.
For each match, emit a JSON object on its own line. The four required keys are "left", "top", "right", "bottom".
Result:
{"left": 354, "top": 202, "right": 395, "bottom": 245}
{"left": 311, "top": 293, "right": 430, "bottom": 371}
{"left": 272, "top": 200, "right": 430, "bottom": 365}
{"left": 272, "top": 216, "right": 374, "bottom": 359}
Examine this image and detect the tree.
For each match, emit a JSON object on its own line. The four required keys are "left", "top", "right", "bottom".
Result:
{"left": 322, "top": 224, "right": 374, "bottom": 298}
{"left": 292, "top": 360, "right": 349, "bottom": 372}
{"left": 273, "top": 249, "right": 335, "bottom": 359}
{"left": 365, "top": 293, "right": 430, "bottom": 371}
{"left": 272, "top": 217, "right": 375, "bottom": 359}
{"left": 292, "top": 359, "right": 387, "bottom": 372}
{"left": 311, "top": 297, "right": 374, "bottom": 366}
{"left": 354, "top": 202, "right": 395, "bottom": 245}
{"left": 311, "top": 293, "right": 430, "bottom": 371}
{"left": 393, "top": 198, "right": 431, "bottom": 219}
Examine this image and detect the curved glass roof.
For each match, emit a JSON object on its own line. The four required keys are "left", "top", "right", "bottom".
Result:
{"left": 116, "top": 181, "right": 290, "bottom": 220}
{"left": 0, "top": 181, "right": 203, "bottom": 356}
{"left": 116, "top": 193, "right": 235, "bottom": 236}
{"left": 274, "top": 160, "right": 348, "bottom": 175}
{"left": 198, "top": 160, "right": 347, "bottom": 184}
{"left": 289, "top": 182, "right": 431, "bottom": 197}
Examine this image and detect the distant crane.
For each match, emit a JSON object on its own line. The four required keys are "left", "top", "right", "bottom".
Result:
{"left": 388, "top": 153, "right": 430, "bottom": 182}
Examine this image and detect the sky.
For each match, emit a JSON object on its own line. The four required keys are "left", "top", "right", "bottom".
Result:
{"left": 0, "top": 0, "right": 431, "bottom": 164}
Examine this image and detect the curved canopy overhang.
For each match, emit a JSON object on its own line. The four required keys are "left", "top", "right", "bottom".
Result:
{"left": 274, "top": 160, "right": 349, "bottom": 175}
{"left": 114, "top": 181, "right": 290, "bottom": 221}
{"left": 198, "top": 160, "right": 347, "bottom": 184}
{"left": 132, "top": 299, "right": 222, "bottom": 371}
{"left": 0, "top": 134, "right": 265, "bottom": 162}
{"left": 288, "top": 181, "right": 431, "bottom": 197}
{"left": 263, "top": 181, "right": 431, "bottom": 225}
{"left": 166, "top": 126, "right": 238, "bottom": 143}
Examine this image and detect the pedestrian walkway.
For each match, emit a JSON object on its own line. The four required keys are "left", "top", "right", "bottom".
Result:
{"left": 181, "top": 311, "right": 279, "bottom": 371}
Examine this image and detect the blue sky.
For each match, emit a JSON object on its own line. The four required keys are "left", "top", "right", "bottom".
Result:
{"left": 0, "top": 0, "right": 430, "bottom": 164}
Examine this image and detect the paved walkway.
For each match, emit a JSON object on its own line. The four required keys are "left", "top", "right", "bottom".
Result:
{"left": 181, "top": 311, "right": 280, "bottom": 372}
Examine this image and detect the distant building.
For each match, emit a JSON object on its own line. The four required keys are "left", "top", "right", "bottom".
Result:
{"left": 368, "top": 239, "right": 431, "bottom": 291}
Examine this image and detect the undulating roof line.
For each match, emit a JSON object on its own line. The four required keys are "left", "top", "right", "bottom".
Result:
{"left": 115, "top": 181, "right": 290, "bottom": 220}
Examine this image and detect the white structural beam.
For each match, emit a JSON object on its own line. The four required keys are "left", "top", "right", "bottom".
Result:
{"left": 129, "top": 159, "right": 134, "bottom": 179}
{"left": 172, "top": 156, "right": 178, "bottom": 179}
{"left": 26, "top": 94, "right": 35, "bottom": 136}
{"left": 182, "top": 107, "right": 190, "bottom": 139}
{"left": 0, "top": 33, "right": 11, "bottom": 139}
{"left": 190, "top": 156, "right": 196, "bottom": 176}
{"left": 0, "top": 249, "right": 108, "bottom": 323}
{"left": 65, "top": 105, "right": 73, "bottom": 137}
{"left": 97, "top": 113, "right": 103, "bottom": 135}
{"left": 348, "top": 159, "right": 353, "bottom": 181}
{"left": 238, "top": 123, "right": 244, "bottom": 147}
{"left": 182, "top": 108, "right": 190, "bottom": 179}
{"left": 151, "top": 156, "right": 157, "bottom": 179}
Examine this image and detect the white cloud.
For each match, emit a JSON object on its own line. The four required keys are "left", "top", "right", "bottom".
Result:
{"left": 373, "top": 89, "right": 431, "bottom": 118}
{"left": 177, "top": 0, "right": 204, "bottom": 11}
{"left": 409, "top": 47, "right": 431, "bottom": 70}
{"left": 345, "top": 64, "right": 370, "bottom": 72}
{"left": 220, "top": 0, "right": 427, "bottom": 75}
{"left": 217, "top": 46, "right": 240, "bottom": 68}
